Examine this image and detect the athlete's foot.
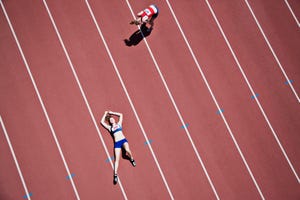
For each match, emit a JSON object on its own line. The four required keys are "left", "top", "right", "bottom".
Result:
{"left": 113, "top": 174, "right": 118, "bottom": 185}
{"left": 130, "top": 159, "right": 136, "bottom": 167}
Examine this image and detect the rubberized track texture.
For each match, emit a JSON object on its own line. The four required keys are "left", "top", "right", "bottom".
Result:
{"left": 0, "top": 0, "right": 299, "bottom": 199}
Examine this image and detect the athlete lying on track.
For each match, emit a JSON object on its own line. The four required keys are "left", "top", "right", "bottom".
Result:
{"left": 101, "top": 111, "right": 136, "bottom": 185}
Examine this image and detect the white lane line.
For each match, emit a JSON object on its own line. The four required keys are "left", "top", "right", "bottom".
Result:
{"left": 41, "top": 0, "right": 128, "bottom": 198}
{"left": 207, "top": 0, "right": 300, "bottom": 184}
{"left": 1, "top": 2, "right": 81, "bottom": 199}
{"left": 0, "top": 116, "right": 31, "bottom": 200}
{"left": 165, "top": 0, "right": 264, "bottom": 198}
{"left": 284, "top": 0, "right": 300, "bottom": 27}
{"left": 245, "top": 0, "right": 300, "bottom": 103}
{"left": 126, "top": 0, "right": 220, "bottom": 199}
{"left": 85, "top": 0, "right": 174, "bottom": 199}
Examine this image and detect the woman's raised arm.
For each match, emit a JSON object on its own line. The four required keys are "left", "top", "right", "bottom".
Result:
{"left": 108, "top": 111, "right": 123, "bottom": 124}
{"left": 101, "top": 111, "right": 110, "bottom": 130}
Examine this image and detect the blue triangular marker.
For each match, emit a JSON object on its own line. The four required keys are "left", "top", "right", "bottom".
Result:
{"left": 66, "top": 173, "right": 75, "bottom": 180}
{"left": 181, "top": 123, "right": 189, "bottom": 129}
{"left": 144, "top": 139, "right": 153, "bottom": 145}
{"left": 285, "top": 79, "right": 294, "bottom": 85}
{"left": 23, "top": 192, "right": 32, "bottom": 199}
{"left": 217, "top": 109, "right": 224, "bottom": 114}
{"left": 105, "top": 156, "right": 114, "bottom": 163}
{"left": 251, "top": 93, "right": 259, "bottom": 99}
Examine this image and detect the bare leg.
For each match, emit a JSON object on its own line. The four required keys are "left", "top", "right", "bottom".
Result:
{"left": 123, "top": 142, "right": 133, "bottom": 159}
{"left": 123, "top": 142, "right": 136, "bottom": 167}
{"left": 113, "top": 148, "right": 122, "bottom": 184}
{"left": 114, "top": 148, "right": 122, "bottom": 174}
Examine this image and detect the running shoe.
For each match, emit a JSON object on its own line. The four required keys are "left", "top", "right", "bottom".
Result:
{"left": 113, "top": 174, "right": 118, "bottom": 185}
{"left": 130, "top": 159, "right": 136, "bottom": 167}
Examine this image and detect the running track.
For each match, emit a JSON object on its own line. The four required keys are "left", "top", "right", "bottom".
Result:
{"left": 0, "top": 0, "right": 299, "bottom": 199}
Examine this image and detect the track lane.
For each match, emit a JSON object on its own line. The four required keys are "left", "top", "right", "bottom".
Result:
{"left": 285, "top": 0, "right": 300, "bottom": 27}
{"left": 244, "top": 0, "right": 300, "bottom": 182}
{"left": 43, "top": 0, "right": 171, "bottom": 199}
{"left": 0, "top": 4, "right": 78, "bottom": 199}
{"left": 0, "top": 117, "right": 26, "bottom": 199}
{"left": 130, "top": 2, "right": 297, "bottom": 197}
{"left": 2, "top": 0, "right": 299, "bottom": 199}
{"left": 127, "top": 0, "right": 268, "bottom": 199}
{"left": 86, "top": 0, "right": 218, "bottom": 198}
{"left": 246, "top": 0, "right": 300, "bottom": 100}
{"left": 2, "top": 0, "right": 125, "bottom": 199}
{"left": 208, "top": 0, "right": 300, "bottom": 185}
{"left": 167, "top": 0, "right": 300, "bottom": 198}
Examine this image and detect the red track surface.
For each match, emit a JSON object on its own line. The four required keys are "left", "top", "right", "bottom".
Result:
{"left": 0, "top": 0, "right": 299, "bottom": 199}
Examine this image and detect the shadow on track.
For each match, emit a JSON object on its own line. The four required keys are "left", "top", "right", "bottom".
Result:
{"left": 124, "top": 24, "right": 153, "bottom": 47}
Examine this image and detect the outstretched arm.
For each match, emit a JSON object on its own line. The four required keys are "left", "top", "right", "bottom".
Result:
{"left": 101, "top": 111, "right": 111, "bottom": 130}
{"left": 130, "top": 10, "right": 144, "bottom": 25}
{"left": 108, "top": 111, "right": 123, "bottom": 124}
{"left": 137, "top": 10, "right": 143, "bottom": 17}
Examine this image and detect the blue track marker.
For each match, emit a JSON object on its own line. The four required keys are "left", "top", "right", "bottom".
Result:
{"left": 251, "top": 93, "right": 259, "bottom": 99}
{"left": 181, "top": 123, "right": 189, "bottom": 129}
{"left": 66, "top": 173, "right": 75, "bottom": 180}
{"left": 285, "top": 79, "right": 294, "bottom": 85}
{"left": 23, "top": 192, "right": 32, "bottom": 199}
{"left": 144, "top": 139, "right": 153, "bottom": 145}
{"left": 105, "top": 156, "right": 114, "bottom": 163}
{"left": 217, "top": 109, "right": 224, "bottom": 115}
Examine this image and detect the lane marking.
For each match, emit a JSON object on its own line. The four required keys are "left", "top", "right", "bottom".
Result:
{"left": 23, "top": 192, "right": 33, "bottom": 199}
{"left": 284, "top": 0, "right": 300, "bottom": 27}
{"left": 42, "top": 0, "right": 128, "bottom": 198}
{"left": 285, "top": 79, "right": 294, "bottom": 85}
{"left": 126, "top": 0, "right": 219, "bottom": 199}
{"left": 251, "top": 93, "right": 259, "bottom": 99}
{"left": 216, "top": 109, "right": 224, "bottom": 115}
{"left": 165, "top": 0, "right": 265, "bottom": 198}
{"left": 245, "top": 0, "right": 300, "bottom": 103}
{"left": 1, "top": 2, "right": 81, "bottom": 199}
{"left": 181, "top": 123, "right": 189, "bottom": 129}
{"left": 207, "top": 0, "right": 300, "bottom": 184}
{"left": 144, "top": 139, "right": 153, "bottom": 145}
{"left": 86, "top": 0, "right": 174, "bottom": 199}
{"left": 105, "top": 156, "right": 115, "bottom": 163}
{"left": 0, "top": 116, "right": 31, "bottom": 200}
{"left": 67, "top": 173, "right": 76, "bottom": 180}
